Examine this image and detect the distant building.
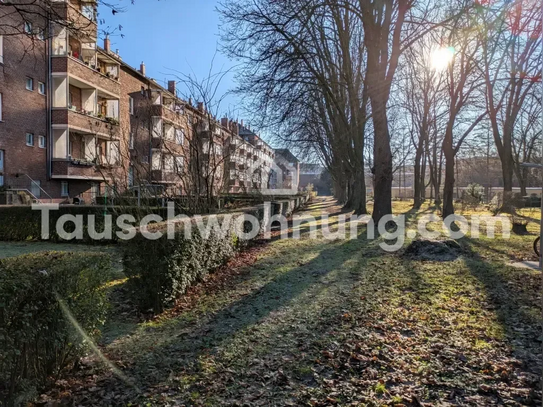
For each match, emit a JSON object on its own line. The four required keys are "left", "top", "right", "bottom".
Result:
{"left": 271, "top": 149, "right": 300, "bottom": 192}
{"left": 299, "top": 163, "right": 323, "bottom": 189}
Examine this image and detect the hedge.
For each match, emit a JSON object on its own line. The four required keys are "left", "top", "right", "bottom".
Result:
{"left": 0, "top": 205, "right": 175, "bottom": 243}
{"left": 0, "top": 251, "right": 112, "bottom": 405}
{"left": 122, "top": 196, "right": 310, "bottom": 313}
{"left": 122, "top": 206, "right": 267, "bottom": 313}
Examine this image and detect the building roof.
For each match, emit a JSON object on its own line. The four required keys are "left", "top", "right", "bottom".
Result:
{"left": 300, "top": 163, "right": 324, "bottom": 174}
{"left": 275, "top": 149, "right": 299, "bottom": 163}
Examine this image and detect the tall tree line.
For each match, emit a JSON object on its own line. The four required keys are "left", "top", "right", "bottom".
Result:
{"left": 220, "top": 0, "right": 541, "bottom": 221}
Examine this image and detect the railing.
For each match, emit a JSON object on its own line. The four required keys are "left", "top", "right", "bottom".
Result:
{"left": 8, "top": 174, "right": 53, "bottom": 204}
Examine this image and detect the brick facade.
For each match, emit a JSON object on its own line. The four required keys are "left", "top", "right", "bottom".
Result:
{"left": 0, "top": 1, "right": 275, "bottom": 204}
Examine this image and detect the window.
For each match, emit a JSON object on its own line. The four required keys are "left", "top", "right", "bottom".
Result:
{"left": 0, "top": 35, "right": 3, "bottom": 64}
{"left": 81, "top": 4, "right": 95, "bottom": 21}
{"left": 0, "top": 175, "right": 3, "bottom": 187}
{"left": 26, "top": 77, "right": 33, "bottom": 91}
{"left": 129, "top": 96, "right": 134, "bottom": 115}
{"left": 128, "top": 166, "right": 134, "bottom": 187}
{"left": 36, "top": 28, "right": 45, "bottom": 41}
{"left": 38, "top": 135, "right": 46, "bottom": 148}
{"left": 175, "top": 128, "right": 184, "bottom": 145}
{"left": 38, "top": 82, "right": 45, "bottom": 95}
{"left": 31, "top": 180, "right": 41, "bottom": 198}
{"left": 0, "top": 150, "right": 4, "bottom": 172}
{"left": 175, "top": 156, "right": 184, "bottom": 171}
{"left": 26, "top": 133, "right": 34, "bottom": 146}
{"left": 141, "top": 86, "right": 145, "bottom": 95}
{"left": 24, "top": 21, "right": 32, "bottom": 34}
{"left": 129, "top": 132, "right": 134, "bottom": 149}
{"left": 61, "top": 181, "right": 69, "bottom": 197}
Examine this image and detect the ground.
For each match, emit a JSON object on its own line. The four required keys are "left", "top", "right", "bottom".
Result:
{"left": 21, "top": 198, "right": 543, "bottom": 406}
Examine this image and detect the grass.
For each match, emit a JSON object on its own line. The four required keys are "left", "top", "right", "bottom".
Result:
{"left": 0, "top": 241, "right": 120, "bottom": 259}
{"left": 38, "top": 198, "right": 541, "bottom": 406}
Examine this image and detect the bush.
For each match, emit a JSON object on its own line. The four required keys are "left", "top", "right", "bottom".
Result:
{"left": 0, "top": 252, "right": 112, "bottom": 405}
{"left": 0, "top": 205, "right": 175, "bottom": 243}
{"left": 123, "top": 208, "right": 265, "bottom": 313}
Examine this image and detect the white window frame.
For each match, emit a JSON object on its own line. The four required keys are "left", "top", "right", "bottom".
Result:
{"left": 129, "top": 96, "right": 134, "bottom": 115}
{"left": 175, "top": 128, "right": 184, "bottom": 145}
{"left": 26, "top": 133, "right": 34, "bottom": 146}
{"left": 25, "top": 77, "right": 33, "bottom": 91}
{"left": 61, "top": 181, "right": 69, "bottom": 197}
{"left": 38, "top": 135, "right": 46, "bottom": 148}
{"left": 175, "top": 156, "right": 184, "bottom": 172}
{"left": 38, "top": 82, "right": 45, "bottom": 95}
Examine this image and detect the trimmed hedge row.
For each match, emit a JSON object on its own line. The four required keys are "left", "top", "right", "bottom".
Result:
{"left": 122, "top": 196, "right": 310, "bottom": 313}
{"left": 0, "top": 252, "right": 112, "bottom": 405}
{"left": 123, "top": 206, "right": 265, "bottom": 313}
{"left": 0, "top": 205, "right": 174, "bottom": 243}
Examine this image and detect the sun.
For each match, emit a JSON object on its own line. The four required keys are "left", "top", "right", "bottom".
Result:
{"left": 430, "top": 47, "right": 455, "bottom": 71}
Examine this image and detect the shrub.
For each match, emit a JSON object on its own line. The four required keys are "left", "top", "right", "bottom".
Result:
{"left": 0, "top": 252, "right": 112, "bottom": 405}
{"left": 0, "top": 205, "right": 175, "bottom": 243}
{"left": 123, "top": 208, "right": 265, "bottom": 313}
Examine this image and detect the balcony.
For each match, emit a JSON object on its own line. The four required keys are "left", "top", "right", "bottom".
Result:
{"left": 51, "top": 0, "right": 98, "bottom": 37}
{"left": 151, "top": 170, "right": 178, "bottom": 184}
{"left": 152, "top": 104, "right": 184, "bottom": 125}
{"left": 51, "top": 56, "right": 120, "bottom": 97}
{"left": 52, "top": 108, "right": 120, "bottom": 138}
{"left": 51, "top": 160, "right": 107, "bottom": 181}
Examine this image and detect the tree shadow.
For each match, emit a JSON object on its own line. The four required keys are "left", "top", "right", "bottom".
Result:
{"left": 459, "top": 237, "right": 541, "bottom": 378}
{"left": 81, "top": 227, "right": 381, "bottom": 403}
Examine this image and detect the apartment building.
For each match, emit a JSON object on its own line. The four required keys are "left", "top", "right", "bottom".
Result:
{"left": 0, "top": 0, "right": 275, "bottom": 203}
{"left": 272, "top": 149, "right": 300, "bottom": 192}
{"left": 227, "top": 123, "right": 275, "bottom": 194}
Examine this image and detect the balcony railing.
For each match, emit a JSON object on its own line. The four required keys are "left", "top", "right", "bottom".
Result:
{"left": 51, "top": 159, "right": 108, "bottom": 180}
{"left": 51, "top": 56, "right": 121, "bottom": 96}
{"left": 52, "top": 108, "right": 120, "bottom": 138}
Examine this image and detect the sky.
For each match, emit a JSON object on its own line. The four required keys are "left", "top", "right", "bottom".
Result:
{"left": 98, "top": 0, "right": 241, "bottom": 117}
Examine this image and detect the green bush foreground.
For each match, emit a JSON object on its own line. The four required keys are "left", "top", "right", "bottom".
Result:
{"left": 0, "top": 252, "right": 112, "bottom": 405}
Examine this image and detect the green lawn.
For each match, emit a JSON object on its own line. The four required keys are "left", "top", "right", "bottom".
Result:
{"left": 0, "top": 241, "right": 119, "bottom": 259}
{"left": 39, "top": 198, "right": 541, "bottom": 406}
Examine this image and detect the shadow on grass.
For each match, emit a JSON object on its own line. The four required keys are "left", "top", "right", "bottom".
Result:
{"left": 88, "top": 229, "right": 381, "bottom": 402}
{"left": 460, "top": 237, "right": 541, "bottom": 375}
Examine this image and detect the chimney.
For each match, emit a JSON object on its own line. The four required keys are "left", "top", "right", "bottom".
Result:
{"left": 221, "top": 117, "right": 228, "bottom": 127}
{"left": 240, "top": 119, "right": 244, "bottom": 127}
{"left": 197, "top": 102, "right": 204, "bottom": 112}
{"left": 188, "top": 97, "right": 193, "bottom": 106}
{"left": 168, "top": 80, "right": 176, "bottom": 95}
{"left": 104, "top": 35, "right": 110, "bottom": 52}
{"left": 140, "top": 62, "right": 146, "bottom": 76}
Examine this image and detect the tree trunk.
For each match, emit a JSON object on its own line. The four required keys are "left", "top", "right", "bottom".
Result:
{"left": 334, "top": 179, "right": 347, "bottom": 203}
{"left": 442, "top": 154, "right": 455, "bottom": 218}
{"left": 371, "top": 99, "right": 393, "bottom": 223}
{"left": 413, "top": 137, "right": 424, "bottom": 209}
{"left": 500, "top": 149, "right": 515, "bottom": 213}
{"left": 442, "top": 126, "right": 455, "bottom": 218}
{"left": 350, "top": 173, "right": 367, "bottom": 214}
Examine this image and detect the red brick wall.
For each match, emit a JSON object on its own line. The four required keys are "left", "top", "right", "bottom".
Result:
{"left": 0, "top": 12, "right": 51, "bottom": 195}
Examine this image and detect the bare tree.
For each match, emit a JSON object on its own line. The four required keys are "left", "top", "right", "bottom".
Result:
{"left": 480, "top": 0, "right": 542, "bottom": 211}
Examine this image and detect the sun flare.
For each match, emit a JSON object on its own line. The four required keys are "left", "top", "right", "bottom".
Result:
{"left": 430, "top": 47, "right": 455, "bottom": 71}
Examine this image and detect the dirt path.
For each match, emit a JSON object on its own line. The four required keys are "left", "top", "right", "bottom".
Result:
{"left": 44, "top": 198, "right": 541, "bottom": 406}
